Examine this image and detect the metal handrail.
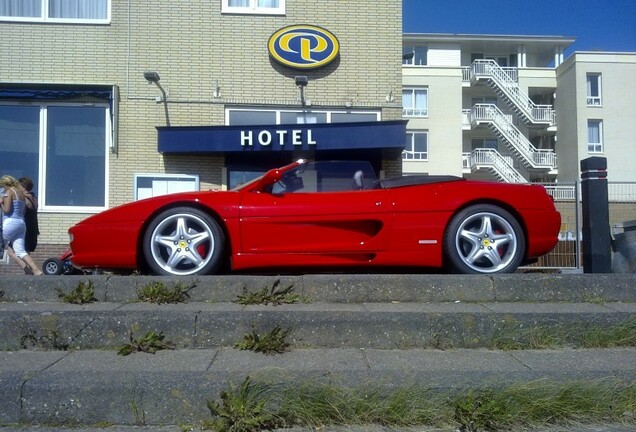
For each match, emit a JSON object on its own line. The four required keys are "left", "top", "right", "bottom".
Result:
{"left": 468, "top": 148, "right": 527, "bottom": 183}
{"left": 470, "top": 104, "right": 557, "bottom": 169}
{"left": 470, "top": 60, "right": 555, "bottom": 125}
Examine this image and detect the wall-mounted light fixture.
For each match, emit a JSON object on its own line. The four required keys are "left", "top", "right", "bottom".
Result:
{"left": 213, "top": 80, "right": 221, "bottom": 99}
{"left": 143, "top": 71, "right": 170, "bottom": 126}
{"left": 385, "top": 90, "right": 394, "bottom": 103}
{"left": 295, "top": 75, "right": 310, "bottom": 107}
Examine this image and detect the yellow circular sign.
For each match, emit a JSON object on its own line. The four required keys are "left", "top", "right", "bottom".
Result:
{"left": 268, "top": 25, "right": 340, "bottom": 69}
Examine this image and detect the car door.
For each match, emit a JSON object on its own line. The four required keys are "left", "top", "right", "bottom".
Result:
{"left": 238, "top": 172, "right": 392, "bottom": 255}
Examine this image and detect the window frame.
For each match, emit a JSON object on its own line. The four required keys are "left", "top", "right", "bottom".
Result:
{"left": 402, "top": 88, "right": 429, "bottom": 117}
{"left": 403, "top": 130, "right": 428, "bottom": 161}
{"left": 587, "top": 119, "right": 603, "bottom": 154}
{"left": 0, "top": 0, "right": 111, "bottom": 24}
{"left": 0, "top": 101, "right": 110, "bottom": 213}
{"left": 586, "top": 73, "right": 602, "bottom": 107}
{"left": 221, "top": 0, "right": 285, "bottom": 15}
{"left": 225, "top": 107, "right": 381, "bottom": 125}
{"left": 402, "top": 45, "right": 427, "bottom": 66}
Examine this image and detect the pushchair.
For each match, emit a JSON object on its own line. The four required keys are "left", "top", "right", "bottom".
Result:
{"left": 42, "top": 249, "right": 85, "bottom": 275}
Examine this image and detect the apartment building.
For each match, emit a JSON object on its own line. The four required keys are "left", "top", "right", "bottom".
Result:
{"left": 0, "top": 0, "right": 403, "bottom": 273}
{"left": 402, "top": 33, "right": 636, "bottom": 184}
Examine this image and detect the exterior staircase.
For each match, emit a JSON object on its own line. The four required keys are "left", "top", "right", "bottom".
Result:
{"left": 470, "top": 104, "right": 557, "bottom": 170}
{"left": 464, "top": 148, "right": 527, "bottom": 183}
{"left": 469, "top": 59, "right": 555, "bottom": 126}
{"left": 1, "top": 273, "right": 635, "bottom": 428}
{"left": 464, "top": 60, "right": 558, "bottom": 181}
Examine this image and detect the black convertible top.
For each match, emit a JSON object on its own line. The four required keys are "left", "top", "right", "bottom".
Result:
{"left": 375, "top": 175, "right": 464, "bottom": 189}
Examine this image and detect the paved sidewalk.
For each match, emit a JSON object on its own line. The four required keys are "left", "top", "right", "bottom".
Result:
{"left": 1, "top": 347, "right": 635, "bottom": 426}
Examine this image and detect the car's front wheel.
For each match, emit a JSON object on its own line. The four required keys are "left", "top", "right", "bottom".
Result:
{"left": 142, "top": 207, "right": 225, "bottom": 276}
{"left": 444, "top": 204, "right": 525, "bottom": 274}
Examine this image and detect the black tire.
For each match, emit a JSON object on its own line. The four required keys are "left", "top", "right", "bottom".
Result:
{"left": 443, "top": 204, "right": 525, "bottom": 274}
{"left": 43, "top": 258, "right": 65, "bottom": 275}
{"left": 142, "top": 207, "right": 225, "bottom": 276}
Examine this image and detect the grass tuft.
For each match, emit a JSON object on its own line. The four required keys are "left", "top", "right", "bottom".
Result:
{"left": 204, "top": 376, "right": 283, "bottom": 432}
{"left": 204, "top": 378, "right": 636, "bottom": 431}
{"left": 234, "top": 326, "right": 291, "bottom": 355}
{"left": 56, "top": 280, "right": 97, "bottom": 304}
{"left": 117, "top": 330, "right": 176, "bottom": 356}
{"left": 492, "top": 319, "right": 636, "bottom": 350}
{"left": 136, "top": 280, "right": 194, "bottom": 304}
{"left": 20, "top": 327, "right": 69, "bottom": 350}
{"left": 235, "top": 279, "right": 299, "bottom": 306}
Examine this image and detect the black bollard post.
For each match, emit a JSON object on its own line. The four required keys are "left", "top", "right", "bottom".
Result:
{"left": 580, "top": 157, "right": 612, "bottom": 273}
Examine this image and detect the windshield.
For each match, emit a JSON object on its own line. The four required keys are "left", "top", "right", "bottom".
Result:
{"left": 230, "top": 173, "right": 264, "bottom": 191}
{"left": 272, "top": 161, "right": 378, "bottom": 194}
{"left": 231, "top": 160, "right": 378, "bottom": 193}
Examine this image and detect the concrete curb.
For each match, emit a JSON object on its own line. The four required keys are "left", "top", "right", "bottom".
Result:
{"left": 1, "top": 301, "right": 634, "bottom": 350}
{"left": 1, "top": 273, "right": 635, "bottom": 303}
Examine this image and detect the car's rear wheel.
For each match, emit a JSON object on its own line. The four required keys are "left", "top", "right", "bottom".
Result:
{"left": 444, "top": 204, "right": 525, "bottom": 274}
{"left": 142, "top": 207, "right": 225, "bottom": 276}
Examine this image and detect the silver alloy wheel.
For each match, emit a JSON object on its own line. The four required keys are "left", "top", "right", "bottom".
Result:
{"left": 454, "top": 211, "right": 518, "bottom": 273}
{"left": 148, "top": 212, "right": 215, "bottom": 276}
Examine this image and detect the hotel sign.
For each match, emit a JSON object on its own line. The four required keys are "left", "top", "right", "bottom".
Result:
{"left": 157, "top": 121, "right": 408, "bottom": 154}
{"left": 241, "top": 129, "right": 317, "bottom": 147}
{"left": 268, "top": 25, "right": 339, "bottom": 69}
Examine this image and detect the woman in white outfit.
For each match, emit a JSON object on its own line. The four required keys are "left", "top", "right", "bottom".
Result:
{"left": 0, "top": 175, "right": 42, "bottom": 275}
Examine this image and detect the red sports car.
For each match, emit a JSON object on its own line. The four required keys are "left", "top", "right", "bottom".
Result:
{"left": 68, "top": 160, "right": 560, "bottom": 276}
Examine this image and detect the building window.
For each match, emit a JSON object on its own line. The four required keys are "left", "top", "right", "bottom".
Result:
{"left": 221, "top": 0, "right": 285, "bottom": 15}
{"left": 0, "top": 103, "right": 109, "bottom": 210}
{"left": 402, "top": 45, "right": 427, "bottom": 65}
{"left": 402, "top": 88, "right": 428, "bottom": 117}
{"left": 587, "top": 120, "right": 603, "bottom": 153}
{"left": 587, "top": 73, "right": 602, "bottom": 106}
{"left": 227, "top": 108, "right": 380, "bottom": 125}
{"left": 0, "top": 0, "right": 110, "bottom": 23}
{"left": 403, "top": 131, "right": 428, "bottom": 160}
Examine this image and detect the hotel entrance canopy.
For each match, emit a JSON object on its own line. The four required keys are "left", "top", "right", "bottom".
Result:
{"left": 157, "top": 120, "right": 407, "bottom": 155}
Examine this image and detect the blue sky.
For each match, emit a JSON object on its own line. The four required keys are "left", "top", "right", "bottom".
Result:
{"left": 403, "top": 0, "right": 636, "bottom": 55}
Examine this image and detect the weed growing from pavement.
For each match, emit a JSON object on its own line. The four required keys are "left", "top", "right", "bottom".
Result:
{"left": 203, "top": 378, "right": 636, "bottom": 431}
{"left": 117, "top": 330, "right": 176, "bottom": 356}
{"left": 491, "top": 318, "right": 636, "bottom": 350}
{"left": 234, "top": 326, "right": 291, "bottom": 355}
{"left": 20, "top": 327, "right": 69, "bottom": 350}
{"left": 136, "top": 280, "right": 194, "bottom": 304}
{"left": 130, "top": 399, "right": 145, "bottom": 425}
{"left": 235, "top": 279, "right": 300, "bottom": 306}
{"left": 204, "top": 376, "right": 283, "bottom": 432}
{"left": 580, "top": 318, "right": 636, "bottom": 348}
{"left": 56, "top": 280, "right": 96, "bottom": 304}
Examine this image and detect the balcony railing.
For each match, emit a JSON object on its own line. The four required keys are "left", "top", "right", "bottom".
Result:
{"left": 462, "top": 65, "right": 517, "bottom": 82}
{"left": 402, "top": 107, "right": 428, "bottom": 117}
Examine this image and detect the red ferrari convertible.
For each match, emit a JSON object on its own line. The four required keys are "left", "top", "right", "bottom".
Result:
{"left": 68, "top": 160, "right": 560, "bottom": 276}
